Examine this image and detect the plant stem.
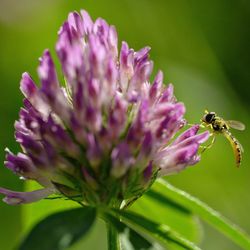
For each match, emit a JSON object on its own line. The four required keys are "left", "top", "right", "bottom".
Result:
{"left": 106, "top": 222, "right": 120, "bottom": 250}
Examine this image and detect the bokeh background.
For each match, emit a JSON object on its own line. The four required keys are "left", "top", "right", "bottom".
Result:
{"left": 0, "top": 0, "right": 249, "bottom": 249}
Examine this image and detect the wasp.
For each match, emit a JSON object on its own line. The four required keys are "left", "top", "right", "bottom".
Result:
{"left": 201, "top": 110, "right": 245, "bottom": 167}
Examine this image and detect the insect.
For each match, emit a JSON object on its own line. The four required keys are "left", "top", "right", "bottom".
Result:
{"left": 201, "top": 110, "right": 245, "bottom": 167}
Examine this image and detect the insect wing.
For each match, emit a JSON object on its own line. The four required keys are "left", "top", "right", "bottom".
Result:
{"left": 227, "top": 120, "right": 245, "bottom": 131}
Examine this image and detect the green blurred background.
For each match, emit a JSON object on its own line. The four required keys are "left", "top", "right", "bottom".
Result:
{"left": 0, "top": 0, "right": 249, "bottom": 249}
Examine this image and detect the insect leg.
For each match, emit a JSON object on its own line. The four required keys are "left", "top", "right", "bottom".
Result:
{"left": 200, "top": 134, "right": 216, "bottom": 153}
{"left": 186, "top": 122, "right": 206, "bottom": 129}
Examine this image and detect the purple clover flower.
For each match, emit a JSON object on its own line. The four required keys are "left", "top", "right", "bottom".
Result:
{"left": 0, "top": 10, "right": 209, "bottom": 206}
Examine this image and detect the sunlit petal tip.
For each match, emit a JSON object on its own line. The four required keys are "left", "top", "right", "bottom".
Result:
{"left": 173, "top": 124, "right": 200, "bottom": 145}
{"left": 20, "top": 72, "right": 37, "bottom": 98}
{"left": 80, "top": 9, "right": 93, "bottom": 34}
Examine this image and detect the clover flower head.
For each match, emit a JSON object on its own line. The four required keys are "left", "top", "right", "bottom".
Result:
{"left": 0, "top": 10, "right": 209, "bottom": 207}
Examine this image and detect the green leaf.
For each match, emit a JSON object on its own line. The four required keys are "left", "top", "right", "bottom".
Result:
{"left": 103, "top": 212, "right": 155, "bottom": 250}
{"left": 111, "top": 209, "right": 201, "bottom": 250}
{"left": 153, "top": 178, "right": 250, "bottom": 250}
{"left": 130, "top": 189, "right": 201, "bottom": 246}
{"left": 18, "top": 206, "right": 96, "bottom": 250}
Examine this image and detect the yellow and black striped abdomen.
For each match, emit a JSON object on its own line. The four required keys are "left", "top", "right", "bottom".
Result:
{"left": 223, "top": 130, "right": 242, "bottom": 167}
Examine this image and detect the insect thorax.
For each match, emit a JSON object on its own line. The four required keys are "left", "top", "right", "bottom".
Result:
{"left": 212, "top": 119, "right": 229, "bottom": 132}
